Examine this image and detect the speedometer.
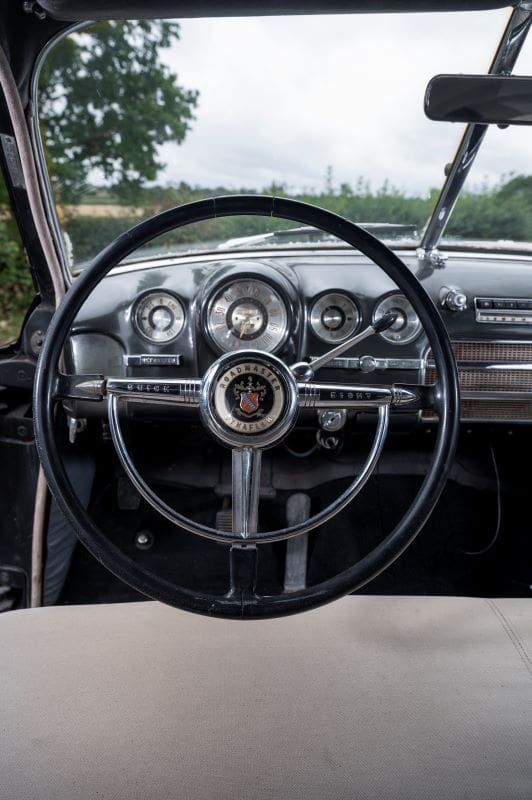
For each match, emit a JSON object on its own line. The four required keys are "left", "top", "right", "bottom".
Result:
{"left": 206, "top": 278, "right": 289, "bottom": 353}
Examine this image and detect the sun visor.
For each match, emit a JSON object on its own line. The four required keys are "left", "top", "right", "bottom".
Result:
{"left": 37, "top": 0, "right": 518, "bottom": 22}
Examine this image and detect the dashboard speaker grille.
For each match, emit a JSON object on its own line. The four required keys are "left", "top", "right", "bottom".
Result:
{"left": 461, "top": 400, "right": 532, "bottom": 420}
{"left": 450, "top": 341, "right": 532, "bottom": 363}
{"left": 424, "top": 340, "right": 532, "bottom": 422}
{"left": 425, "top": 366, "right": 532, "bottom": 392}
{"left": 423, "top": 400, "right": 532, "bottom": 422}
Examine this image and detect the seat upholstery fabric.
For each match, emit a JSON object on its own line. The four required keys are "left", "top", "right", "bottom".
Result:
{"left": 0, "top": 596, "right": 531, "bottom": 800}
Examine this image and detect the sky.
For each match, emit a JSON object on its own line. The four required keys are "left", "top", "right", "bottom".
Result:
{"left": 154, "top": 8, "right": 532, "bottom": 197}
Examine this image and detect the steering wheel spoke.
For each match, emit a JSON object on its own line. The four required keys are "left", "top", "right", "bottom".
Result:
{"left": 55, "top": 373, "right": 106, "bottom": 402}
{"left": 232, "top": 447, "right": 262, "bottom": 538}
{"left": 106, "top": 377, "right": 201, "bottom": 407}
{"left": 54, "top": 374, "right": 202, "bottom": 407}
{"left": 298, "top": 381, "right": 392, "bottom": 410}
{"left": 297, "top": 380, "right": 441, "bottom": 411}
{"left": 393, "top": 382, "right": 443, "bottom": 412}
{"left": 227, "top": 543, "right": 258, "bottom": 601}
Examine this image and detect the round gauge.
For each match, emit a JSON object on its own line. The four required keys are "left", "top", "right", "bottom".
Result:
{"left": 309, "top": 292, "right": 359, "bottom": 343}
{"left": 206, "top": 278, "right": 289, "bottom": 353}
{"left": 372, "top": 293, "right": 421, "bottom": 344}
{"left": 133, "top": 291, "right": 185, "bottom": 343}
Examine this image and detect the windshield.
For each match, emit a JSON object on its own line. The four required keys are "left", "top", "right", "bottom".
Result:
{"left": 37, "top": 9, "right": 517, "bottom": 267}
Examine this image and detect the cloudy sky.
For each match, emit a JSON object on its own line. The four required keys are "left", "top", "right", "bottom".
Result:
{"left": 156, "top": 8, "right": 532, "bottom": 197}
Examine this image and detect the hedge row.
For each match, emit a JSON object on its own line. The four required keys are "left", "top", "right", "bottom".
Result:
{"left": 3, "top": 176, "right": 532, "bottom": 343}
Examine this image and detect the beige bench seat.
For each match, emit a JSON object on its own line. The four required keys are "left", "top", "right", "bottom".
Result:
{"left": 1, "top": 595, "right": 531, "bottom": 799}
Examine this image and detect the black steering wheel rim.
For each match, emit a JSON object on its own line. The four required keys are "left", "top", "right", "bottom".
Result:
{"left": 34, "top": 195, "right": 459, "bottom": 618}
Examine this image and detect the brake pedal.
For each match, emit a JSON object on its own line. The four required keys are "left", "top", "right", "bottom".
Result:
{"left": 284, "top": 493, "right": 311, "bottom": 592}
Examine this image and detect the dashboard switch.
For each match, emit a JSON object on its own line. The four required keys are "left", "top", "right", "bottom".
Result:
{"left": 442, "top": 287, "right": 467, "bottom": 312}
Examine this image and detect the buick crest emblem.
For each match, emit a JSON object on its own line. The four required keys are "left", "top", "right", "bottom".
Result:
{"left": 212, "top": 361, "right": 287, "bottom": 437}
{"left": 232, "top": 378, "right": 267, "bottom": 416}
{"left": 239, "top": 391, "right": 260, "bottom": 415}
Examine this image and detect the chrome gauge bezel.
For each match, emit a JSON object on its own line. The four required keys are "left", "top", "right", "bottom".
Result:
{"left": 204, "top": 277, "right": 290, "bottom": 354}
{"left": 309, "top": 291, "right": 360, "bottom": 343}
{"left": 372, "top": 292, "right": 422, "bottom": 345}
{"left": 132, "top": 290, "right": 186, "bottom": 344}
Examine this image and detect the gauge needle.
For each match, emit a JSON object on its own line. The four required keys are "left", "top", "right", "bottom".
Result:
{"left": 239, "top": 317, "right": 252, "bottom": 338}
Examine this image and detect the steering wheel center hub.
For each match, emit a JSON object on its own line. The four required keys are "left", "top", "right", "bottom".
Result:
{"left": 215, "top": 362, "right": 285, "bottom": 432}
{"left": 200, "top": 351, "right": 299, "bottom": 448}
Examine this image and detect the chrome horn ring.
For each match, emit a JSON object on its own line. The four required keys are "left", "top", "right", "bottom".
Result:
{"left": 107, "top": 348, "right": 390, "bottom": 544}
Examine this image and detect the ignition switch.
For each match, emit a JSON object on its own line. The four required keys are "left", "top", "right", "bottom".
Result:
{"left": 317, "top": 409, "right": 347, "bottom": 432}
{"left": 316, "top": 409, "right": 347, "bottom": 451}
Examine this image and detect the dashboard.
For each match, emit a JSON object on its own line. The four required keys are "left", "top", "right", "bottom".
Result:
{"left": 67, "top": 246, "right": 532, "bottom": 425}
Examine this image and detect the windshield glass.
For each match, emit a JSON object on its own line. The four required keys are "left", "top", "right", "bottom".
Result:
{"left": 37, "top": 10, "right": 510, "bottom": 267}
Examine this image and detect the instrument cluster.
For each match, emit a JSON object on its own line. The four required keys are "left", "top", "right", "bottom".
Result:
{"left": 130, "top": 276, "right": 422, "bottom": 353}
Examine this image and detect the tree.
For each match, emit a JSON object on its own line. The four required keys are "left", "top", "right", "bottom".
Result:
{"left": 39, "top": 21, "right": 199, "bottom": 203}
{"left": 0, "top": 180, "right": 34, "bottom": 344}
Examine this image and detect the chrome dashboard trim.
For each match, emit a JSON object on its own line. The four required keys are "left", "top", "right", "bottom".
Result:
{"left": 433, "top": 251, "right": 532, "bottom": 262}
{"left": 474, "top": 296, "right": 532, "bottom": 324}
{"left": 426, "top": 360, "right": 532, "bottom": 371}
{"left": 310, "top": 356, "right": 422, "bottom": 371}
{"left": 123, "top": 354, "right": 183, "bottom": 367}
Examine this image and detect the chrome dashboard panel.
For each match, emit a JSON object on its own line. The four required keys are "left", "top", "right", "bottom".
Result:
{"left": 68, "top": 247, "right": 532, "bottom": 423}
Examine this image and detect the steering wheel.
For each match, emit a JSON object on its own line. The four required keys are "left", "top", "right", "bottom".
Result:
{"left": 34, "top": 196, "right": 459, "bottom": 618}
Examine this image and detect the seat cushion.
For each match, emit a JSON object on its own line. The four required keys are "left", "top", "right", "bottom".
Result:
{"left": 1, "top": 596, "right": 531, "bottom": 799}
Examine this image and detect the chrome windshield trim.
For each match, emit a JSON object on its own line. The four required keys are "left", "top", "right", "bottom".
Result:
{"left": 29, "top": 21, "right": 92, "bottom": 286}
{"left": 420, "top": 5, "right": 532, "bottom": 257}
{"left": 434, "top": 249, "right": 532, "bottom": 261}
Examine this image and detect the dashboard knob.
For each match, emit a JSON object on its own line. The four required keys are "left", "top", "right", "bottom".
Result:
{"left": 443, "top": 287, "right": 467, "bottom": 312}
{"left": 360, "top": 355, "right": 377, "bottom": 373}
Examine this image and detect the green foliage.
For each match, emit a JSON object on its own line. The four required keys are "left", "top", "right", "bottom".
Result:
{"left": 0, "top": 181, "right": 33, "bottom": 344}
{"left": 63, "top": 178, "right": 435, "bottom": 261}
{"left": 39, "top": 21, "right": 199, "bottom": 204}
{"left": 0, "top": 214, "right": 34, "bottom": 344}
{"left": 61, "top": 173, "right": 532, "bottom": 264}
{"left": 446, "top": 177, "right": 532, "bottom": 241}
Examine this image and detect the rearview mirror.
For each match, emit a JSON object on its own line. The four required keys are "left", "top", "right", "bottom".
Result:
{"left": 425, "top": 74, "right": 532, "bottom": 125}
